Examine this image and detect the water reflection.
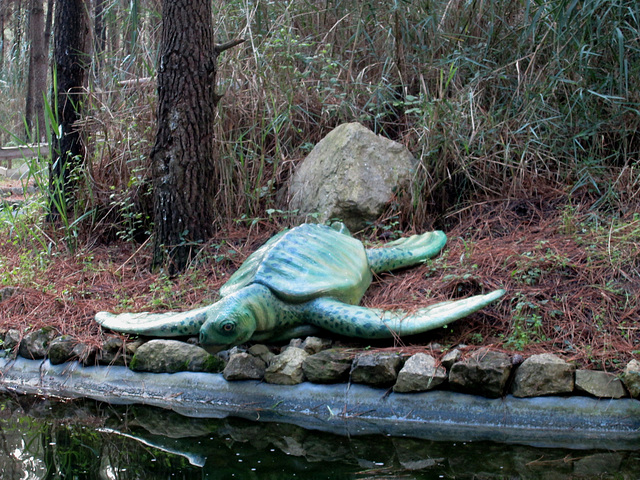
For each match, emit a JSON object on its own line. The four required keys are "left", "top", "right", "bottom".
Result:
{"left": 0, "top": 394, "right": 638, "bottom": 479}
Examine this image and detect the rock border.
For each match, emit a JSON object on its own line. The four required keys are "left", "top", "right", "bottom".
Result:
{"left": 2, "top": 327, "right": 640, "bottom": 448}
{"left": 4, "top": 327, "right": 639, "bottom": 400}
{"left": 1, "top": 356, "right": 639, "bottom": 451}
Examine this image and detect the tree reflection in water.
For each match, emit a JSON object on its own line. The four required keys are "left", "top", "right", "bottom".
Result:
{"left": 0, "top": 394, "right": 638, "bottom": 479}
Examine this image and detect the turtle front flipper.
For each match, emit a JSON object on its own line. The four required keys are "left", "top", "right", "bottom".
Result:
{"left": 366, "top": 231, "right": 447, "bottom": 273}
{"left": 95, "top": 306, "right": 209, "bottom": 337}
{"left": 300, "top": 289, "right": 505, "bottom": 339}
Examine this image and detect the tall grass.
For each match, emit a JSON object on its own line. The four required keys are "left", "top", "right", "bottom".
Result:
{"left": 1, "top": 0, "right": 639, "bottom": 243}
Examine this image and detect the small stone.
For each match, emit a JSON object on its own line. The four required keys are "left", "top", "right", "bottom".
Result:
{"left": 130, "top": 339, "right": 224, "bottom": 373}
{"left": 393, "top": 353, "right": 447, "bottom": 393}
{"left": 96, "top": 336, "right": 129, "bottom": 366}
{"left": 223, "top": 353, "right": 267, "bottom": 381}
{"left": 288, "top": 338, "right": 303, "bottom": 349}
{"left": 511, "top": 353, "right": 575, "bottom": 398}
{"left": 350, "top": 352, "right": 404, "bottom": 387}
{"left": 19, "top": 328, "right": 57, "bottom": 360}
{"left": 302, "top": 349, "right": 353, "bottom": 383}
{"left": 247, "top": 344, "right": 275, "bottom": 365}
{"left": 511, "top": 354, "right": 524, "bottom": 366}
{"left": 48, "top": 336, "right": 77, "bottom": 365}
{"left": 441, "top": 349, "right": 462, "bottom": 370}
{"left": 0, "top": 286, "right": 18, "bottom": 302}
{"left": 575, "top": 370, "right": 626, "bottom": 399}
{"left": 300, "top": 336, "right": 332, "bottom": 355}
{"left": 449, "top": 350, "right": 511, "bottom": 398}
{"left": 622, "top": 359, "right": 640, "bottom": 398}
{"left": 4, "top": 329, "right": 21, "bottom": 350}
{"left": 264, "top": 347, "right": 309, "bottom": 385}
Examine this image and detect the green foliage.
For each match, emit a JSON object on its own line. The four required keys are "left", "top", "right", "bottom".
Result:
{"left": 503, "top": 293, "right": 548, "bottom": 350}
{"left": 1, "top": 0, "right": 639, "bottom": 242}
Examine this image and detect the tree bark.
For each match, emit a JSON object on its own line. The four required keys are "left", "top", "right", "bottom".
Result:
{"left": 25, "top": 0, "right": 47, "bottom": 141}
{"left": 94, "top": 0, "right": 106, "bottom": 56}
{"left": 151, "top": 0, "right": 219, "bottom": 274}
{"left": 49, "top": 0, "right": 89, "bottom": 217}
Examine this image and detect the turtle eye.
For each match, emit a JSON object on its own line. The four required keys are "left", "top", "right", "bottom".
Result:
{"left": 221, "top": 322, "right": 236, "bottom": 334}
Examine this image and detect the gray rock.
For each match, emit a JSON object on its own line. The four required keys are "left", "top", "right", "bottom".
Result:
{"left": 575, "top": 370, "right": 626, "bottom": 399}
{"left": 4, "top": 329, "right": 21, "bottom": 350}
{"left": 247, "top": 344, "right": 275, "bottom": 365}
{"left": 449, "top": 350, "right": 512, "bottom": 398}
{"left": 393, "top": 353, "right": 447, "bottom": 393}
{"left": 47, "top": 335, "right": 82, "bottom": 365}
{"left": 0, "top": 286, "right": 18, "bottom": 302}
{"left": 223, "top": 352, "right": 267, "bottom": 381}
{"left": 302, "top": 349, "right": 353, "bottom": 383}
{"left": 301, "top": 336, "right": 332, "bottom": 355}
{"left": 264, "top": 347, "right": 309, "bottom": 385}
{"left": 96, "top": 336, "right": 132, "bottom": 366}
{"left": 288, "top": 122, "right": 416, "bottom": 231}
{"left": 622, "top": 359, "right": 640, "bottom": 398}
{"left": 441, "top": 348, "right": 462, "bottom": 370}
{"left": 129, "top": 339, "right": 224, "bottom": 373}
{"left": 350, "top": 352, "right": 404, "bottom": 387}
{"left": 511, "top": 353, "right": 575, "bottom": 398}
{"left": 19, "top": 328, "right": 57, "bottom": 360}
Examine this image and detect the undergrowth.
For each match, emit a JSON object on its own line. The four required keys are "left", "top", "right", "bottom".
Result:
{"left": 0, "top": 1, "right": 638, "bottom": 368}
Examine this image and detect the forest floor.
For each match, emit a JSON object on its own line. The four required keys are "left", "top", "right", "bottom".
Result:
{"left": 0, "top": 189, "right": 639, "bottom": 372}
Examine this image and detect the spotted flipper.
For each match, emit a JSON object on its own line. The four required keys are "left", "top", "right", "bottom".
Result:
{"left": 95, "top": 306, "right": 210, "bottom": 337}
{"left": 366, "top": 231, "right": 447, "bottom": 273}
{"left": 300, "top": 289, "right": 505, "bottom": 338}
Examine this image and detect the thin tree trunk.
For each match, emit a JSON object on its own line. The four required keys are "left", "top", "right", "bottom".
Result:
{"left": 94, "top": 0, "right": 105, "bottom": 55}
{"left": 25, "top": 0, "right": 47, "bottom": 141}
{"left": 0, "top": 0, "right": 6, "bottom": 73}
{"left": 49, "top": 0, "right": 89, "bottom": 218}
{"left": 151, "top": 0, "right": 219, "bottom": 274}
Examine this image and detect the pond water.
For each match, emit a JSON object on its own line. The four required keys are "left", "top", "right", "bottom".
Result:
{"left": 1, "top": 394, "right": 638, "bottom": 480}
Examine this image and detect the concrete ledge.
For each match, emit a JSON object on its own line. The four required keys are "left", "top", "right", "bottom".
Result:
{"left": 1, "top": 357, "right": 639, "bottom": 450}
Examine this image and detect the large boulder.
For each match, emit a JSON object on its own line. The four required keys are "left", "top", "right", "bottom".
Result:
{"left": 288, "top": 122, "right": 416, "bottom": 231}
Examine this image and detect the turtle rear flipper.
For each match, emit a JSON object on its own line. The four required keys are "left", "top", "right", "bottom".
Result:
{"left": 95, "top": 307, "right": 209, "bottom": 337}
{"left": 301, "top": 289, "right": 505, "bottom": 339}
{"left": 366, "top": 231, "right": 447, "bottom": 273}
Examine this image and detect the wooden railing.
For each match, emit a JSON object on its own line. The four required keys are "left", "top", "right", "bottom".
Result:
{"left": 0, "top": 143, "right": 48, "bottom": 171}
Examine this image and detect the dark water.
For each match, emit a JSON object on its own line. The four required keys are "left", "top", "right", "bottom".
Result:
{"left": 0, "top": 394, "right": 638, "bottom": 479}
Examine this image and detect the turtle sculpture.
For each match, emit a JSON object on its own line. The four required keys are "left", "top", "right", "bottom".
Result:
{"left": 96, "top": 223, "right": 505, "bottom": 349}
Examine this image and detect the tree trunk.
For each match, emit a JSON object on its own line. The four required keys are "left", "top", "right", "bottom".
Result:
{"left": 25, "top": 0, "right": 47, "bottom": 141}
{"left": 151, "top": 0, "right": 219, "bottom": 274}
{"left": 0, "top": 0, "right": 7, "bottom": 72}
{"left": 49, "top": 0, "right": 89, "bottom": 218}
{"left": 94, "top": 0, "right": 106, "bottom": 56}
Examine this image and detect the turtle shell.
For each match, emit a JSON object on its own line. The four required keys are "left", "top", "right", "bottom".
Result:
{"left": 219, "top": 224, "right": 372, "bottom": 305}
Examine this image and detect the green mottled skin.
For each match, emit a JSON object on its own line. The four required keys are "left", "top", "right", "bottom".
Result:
{"left": 96, "top": 223, "right": 505, "bottom": 348}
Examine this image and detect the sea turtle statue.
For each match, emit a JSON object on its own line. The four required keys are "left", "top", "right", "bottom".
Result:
{"left": 96, "top": 223, "right": 504, "bottom": 349}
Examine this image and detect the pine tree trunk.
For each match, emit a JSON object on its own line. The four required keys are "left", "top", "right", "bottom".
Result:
{"left": 49, "top": 0, "right": 89, "bottom": 217}
{"left": 25, "top": 0, "right": 47, "bottom": 141}
{"left": 151, "top": 0, "right": 219, "bottom": 274}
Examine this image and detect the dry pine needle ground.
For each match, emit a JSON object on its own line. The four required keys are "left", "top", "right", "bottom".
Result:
{"left": 0, "top": 195, "right": 638, "bottom": 372}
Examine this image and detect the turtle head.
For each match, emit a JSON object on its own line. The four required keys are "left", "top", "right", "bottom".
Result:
{"left": 199, "top": 293, "right": 258, "bottom": 349}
